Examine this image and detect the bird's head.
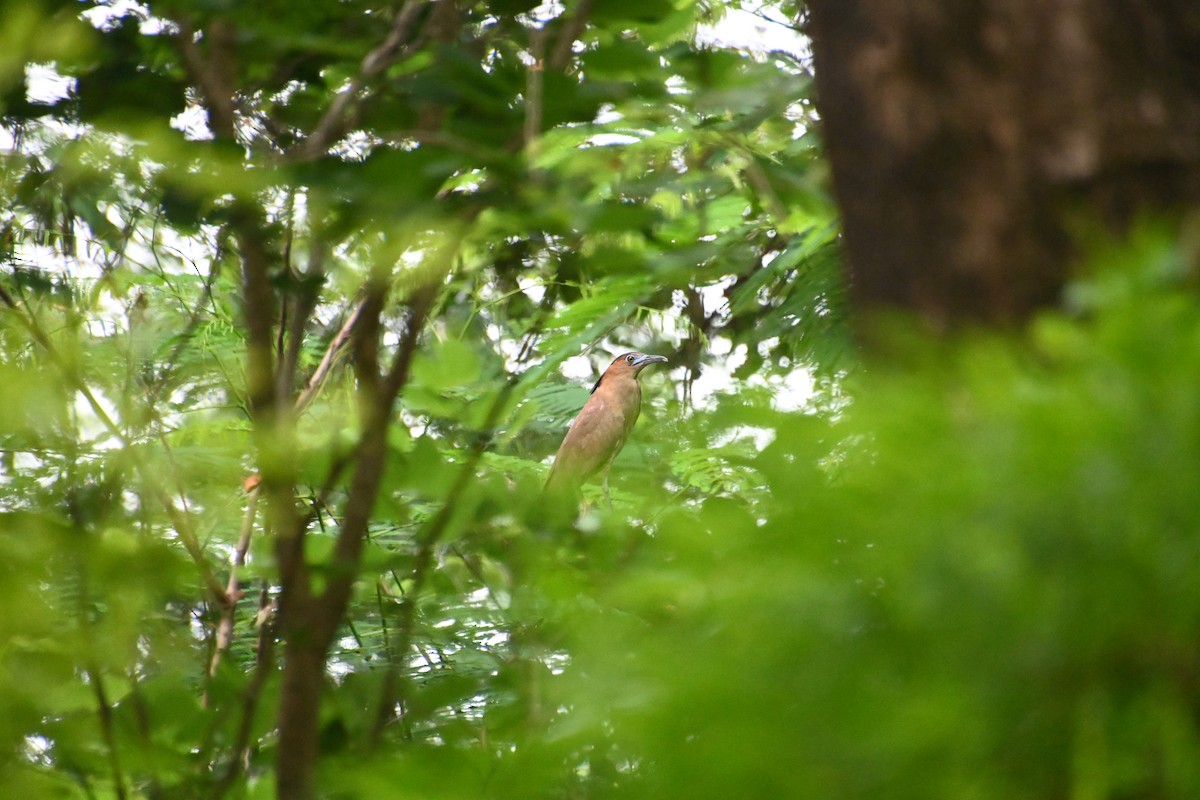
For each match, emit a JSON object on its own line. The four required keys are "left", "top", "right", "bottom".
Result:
{"left": 591, "top": 351, "right": 669, "bottom": 392}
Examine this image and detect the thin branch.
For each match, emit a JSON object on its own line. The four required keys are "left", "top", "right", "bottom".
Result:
{"left": 149, "top": 483, "right": 228, "bottom": 600}
{"left": 86, "top": 662, "right": 129, "bottom": 800}
{"left": 278, "top": 246, "right": 325, "bottom": 404}
{"left": 450, "top": 544, "right": 510, "bottom": 612}
{"left": 212, "top": 587, "right": 277, "bottom": 800}
{"left": 174, "top": 19, "right": 239, "bottom": 140}
{"left": 549, "top": 0, "right": 595, "bottom": 71}
{"left": 742, "top": 153, "right": 791, "bottom": 224}
{"left": 274, "top": 295, "right": 289, "bottom": 401}
{"left": 295, "top": 296, "right": 368, "bottom": 413}
{"left": 125, "top": 674, "right": 164, "bottom": 800}
{"left": 350, "top": 281, "right": 388, "bottom": 409}
{"left": 141, "top": 243, "right": 222, "bottom": 414}
{"left": 383, "top": 285, "right": 437, "bottom": 399}
{"left": 523, "top": 29, "right": 546, "bottom": 156}
{"left": 206, "top": 485, "right": 261, "bottom": 684}
{"left": 233, "top": 218, "right": 280, "bottom": 419}
{"left": 0, "top": 282, "right": 55, "bottom": 353}
{"left": 394, "top": 129, "right": 507, "bottom": 163}
{"left": 299, "top": 444, "right": 358, "bottom": 533}
{"left": 295, "top": 0, "right": 430, "bottom": 161}
{"left": 322, "top": 285, "right": 436, "bottom": 626}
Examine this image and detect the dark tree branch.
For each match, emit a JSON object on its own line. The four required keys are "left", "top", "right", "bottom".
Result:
{"left": 86, "top": 661, "right": 128, "bottom": 800}
{"left": 174, "top": 19, "right": 239, "bottom": 141}
{"left": 232, "top": 219, "right": 280, "bottom": 419}
{"left": 274, "top": 282, "right": 435, "bottom": 800}
{"left": 125, "top": 677, "right": 164, "bottom": 800}
{"left": 350, "top": 281, "right": 388, "bottom": 409}
{"left": 176, "top": 9, "right": 305, "bottom": 626}
{"left": 174, "top": 13, "right": 283, "bottom": 422}
{"left": 278, "top": 247, "right": 325, "bottom": 404}
{"left": 319, "top": 284, "right": 436, "bottom": 640}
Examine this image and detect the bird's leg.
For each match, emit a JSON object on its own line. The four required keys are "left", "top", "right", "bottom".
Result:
{"left": 602, "top": 464, "right": 613, "bottom": 511}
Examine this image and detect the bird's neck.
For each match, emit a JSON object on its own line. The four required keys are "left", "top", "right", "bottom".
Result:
{"left": 605, "top": 374, "right": 641, "bottom": 404}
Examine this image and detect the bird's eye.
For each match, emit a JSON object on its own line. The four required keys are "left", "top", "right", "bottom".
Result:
{"left": 626, "top": 355, "right": 635, "bottom": 363}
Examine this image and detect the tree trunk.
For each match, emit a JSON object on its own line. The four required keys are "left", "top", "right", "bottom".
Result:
{"left": 805, "top": 0, "right": 1200, "bottom": 324}
{"left": 275, "top": 637, "right": 327, "bottom": 800}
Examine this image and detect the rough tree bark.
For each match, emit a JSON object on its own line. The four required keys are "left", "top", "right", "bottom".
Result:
{"left": 805, "top": 1, "right": 1200, "bottom": 323}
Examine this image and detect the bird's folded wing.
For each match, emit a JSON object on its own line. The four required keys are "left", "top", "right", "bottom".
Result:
{"left": 547, "top": 396, "right": 629, "bottom": 488}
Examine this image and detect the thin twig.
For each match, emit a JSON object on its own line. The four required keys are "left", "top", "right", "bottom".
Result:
{"left": 450, "top": 544, "right": 510, "bottom": 612}
{"left": 141, "top": 251, "right": 221, "bottom": 413}
{"left": 295, "top": 297, "right": 367, "bottom": 413}
{"left": 150, "top": 483, "right": 228, "bottom": 599}
{"left": 394, "top": 129, "right": 507, "bottom": 163}
{"left": 206, "top": 486, "right": 261, "bottom": 684}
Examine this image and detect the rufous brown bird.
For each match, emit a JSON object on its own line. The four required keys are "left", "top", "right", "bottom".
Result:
{"left": 545, "top": 351, "right": 669, "bottom": 504}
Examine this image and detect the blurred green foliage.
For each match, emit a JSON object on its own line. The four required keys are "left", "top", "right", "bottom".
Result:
{"left": 562, "top": 227, "right": 1200, "bottom": 799}
{"left": 1, "top": 0, "right": 1198, "bottom": 798}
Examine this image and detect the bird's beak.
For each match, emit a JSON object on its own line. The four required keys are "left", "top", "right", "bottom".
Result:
{"left": 632, "top": 354, "right": 668, "bottom": 367}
